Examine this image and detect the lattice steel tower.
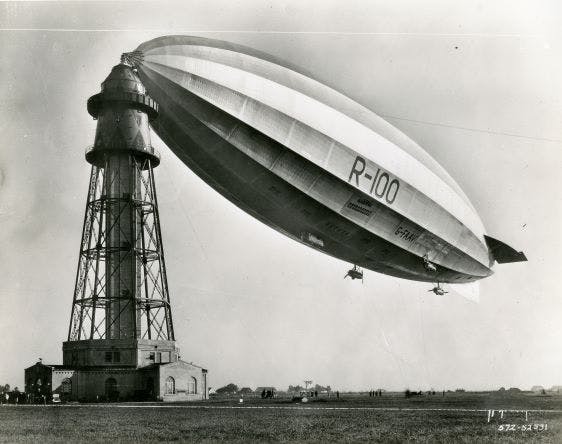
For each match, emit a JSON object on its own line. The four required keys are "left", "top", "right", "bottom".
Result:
{"left": 63, "top": 57, "right": 179, "bottom": 368}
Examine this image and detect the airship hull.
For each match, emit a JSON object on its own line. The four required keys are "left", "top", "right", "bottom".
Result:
{"left": 131, "top": 36, "right": 497, "bottom": 283}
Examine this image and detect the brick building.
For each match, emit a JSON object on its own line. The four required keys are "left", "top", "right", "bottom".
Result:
{"left": 25, "top": 357, "right": 207, "bottom": 402}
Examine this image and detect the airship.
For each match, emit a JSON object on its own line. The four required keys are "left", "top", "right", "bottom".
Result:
{"left": 122, "top": 35, "right": 526, "bottom": 285}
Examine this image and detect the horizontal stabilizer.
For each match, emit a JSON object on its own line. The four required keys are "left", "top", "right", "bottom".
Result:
{"left": 484, "top": 235, "right": 527, "bottom": 264}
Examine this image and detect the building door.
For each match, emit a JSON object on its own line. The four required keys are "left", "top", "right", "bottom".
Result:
{"left": 105, "top": 378, "right": 118, "bottom": 401}
{"left": 61, "top": 378, "right": 72, "bottom": 401}
{"left": 146, "top": 377, "right": 154, "bottom": 399}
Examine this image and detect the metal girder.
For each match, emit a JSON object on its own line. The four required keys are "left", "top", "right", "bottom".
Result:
{"left": 67, "top": 157, "right": 175, "bottom": 342}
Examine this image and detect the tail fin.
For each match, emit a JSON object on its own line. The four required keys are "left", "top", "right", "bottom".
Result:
{"left": 484, "top": 235, "right": 527, "bottom": 264}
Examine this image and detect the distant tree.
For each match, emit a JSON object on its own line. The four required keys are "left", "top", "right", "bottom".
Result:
{"left": 288, "top": 385, "right": 304, "bottom": 393}
{"left": 314, "top": 384, "right": 331, "bottom": 392}
{"left": 13, "top": 387, "right": 20, "bottom": 393}
{"left": 1, "top": 384, "right": 10, "bottom": 393}
{"left": 238, "top": 387, "right": 252, "bottom": 395}
{"left": 216, "top": 383, "right": 239, "bottom": 394}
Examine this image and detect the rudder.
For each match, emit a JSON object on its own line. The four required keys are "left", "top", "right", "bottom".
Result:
{"left": 484, "top": 235, "right": 527, "bottom": 264}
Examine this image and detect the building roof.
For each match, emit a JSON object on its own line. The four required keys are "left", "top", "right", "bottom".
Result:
{"left": 25, "top": 360, "right": 207, "bottom": 372}
{"left": 141, "top": 360, "right": 207, "bottom": 372}
{"left": 24, "top": 362, "right": 66, "bottom": 371}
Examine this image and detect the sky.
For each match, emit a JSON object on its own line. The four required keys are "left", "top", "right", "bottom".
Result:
{"left": 1, "top": 0, "right": 561, "bottom": 392}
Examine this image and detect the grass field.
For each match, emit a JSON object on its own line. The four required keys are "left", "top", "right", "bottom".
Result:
{"left": 1, "top": 392, "right": 561, "bottom": 443}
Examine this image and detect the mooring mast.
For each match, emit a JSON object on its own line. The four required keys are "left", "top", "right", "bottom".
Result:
{"left": 63, "top": 57, "right": 176, "bottom": 366}
{"left": 25, "top": 54, "right": 207, "bottom": 403}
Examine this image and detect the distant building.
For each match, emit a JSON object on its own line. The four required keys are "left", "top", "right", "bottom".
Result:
{"left": 531, "top": 386, "right": 545, "bottom": 393}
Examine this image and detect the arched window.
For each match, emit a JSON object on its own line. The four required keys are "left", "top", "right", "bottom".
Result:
{"left": 61, "top": 378, "right": 72, "bottom": 394}
{"left": 187, "top": 377, "right": 197, "bottom": 394}
{"left": 165, "top": 377, "right": 175, "bottom": 395}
